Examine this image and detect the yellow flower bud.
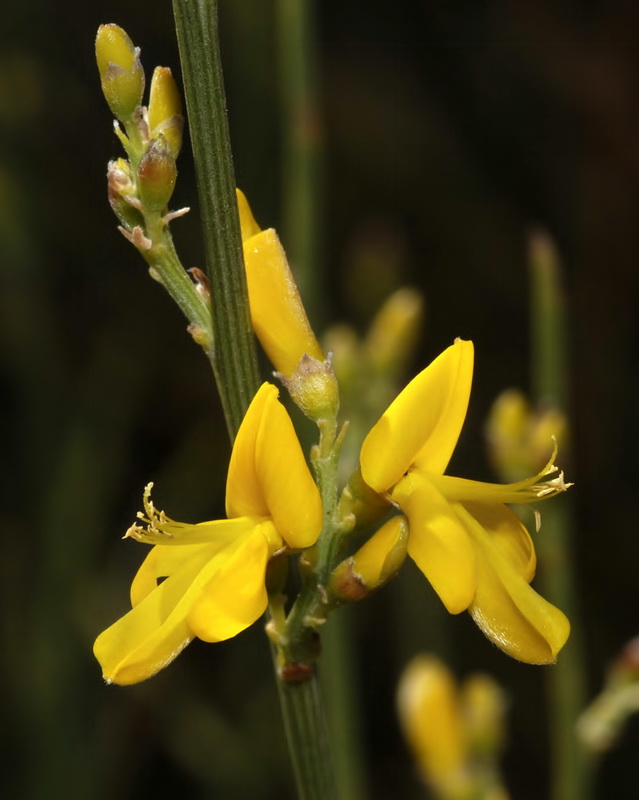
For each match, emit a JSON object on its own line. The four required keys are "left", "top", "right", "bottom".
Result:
{"left": 238, "top": 189, "right": 323, "bottom": 376}
{"left": 331, "top": 515, "right": 408, "bottom": 602}
{"left": 107, "top": 158, "right": 143, "bottom": 230}
{"left": 365, "top": 287, "right": 424, "bottom": 374}
{"left": 95, "top": 24, "right": 145, "bottom": 122}
{"left": 137, "top": 135, "right": 177, "bottom": 213}
{"left": 148, "top": 67, "right": 183, "bottom": 157}
{"left": 397, "top": 656, "right": 467, "bottom": 789}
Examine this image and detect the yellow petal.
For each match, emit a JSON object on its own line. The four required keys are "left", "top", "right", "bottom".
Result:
{"left": 455, "top": 504, "right": 570, "bottom": 664}
{"left": 225, "top": 383, "right": 273, "bottom": 519}
{"left": 188, "top": 523, "right": 275, "bottom": 641}
{"left": 236, "top": 188, "right": 262, "bottom": 241}
{"left": 360, "top": 339, "right": 473, "bottom": 492}
{"left": 243, "top": 228, "right": 323, "bottom": 375}
{"left": 254, "top": 387, "right": 323, "bottom": 548}
{"left": 95, "top": 518, "right": 272, "bottom": 685}
{"left": 94, "top": 542, "right": 217, "bottom": 685}
{"left": 226, "top": 383, "right": 322, "bottom": 548}
{"left": 130, "top": 542, "right": 211, "bottom": 606}
{"left": 463, "top": 501, "right": 536, "bottom": 582}
{"left": 393, "top": 472, "right": 476, "bottom": 614}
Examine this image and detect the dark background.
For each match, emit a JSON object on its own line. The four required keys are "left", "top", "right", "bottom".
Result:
{"left": 2, "top": 1, "right": 639, "bottom": 798}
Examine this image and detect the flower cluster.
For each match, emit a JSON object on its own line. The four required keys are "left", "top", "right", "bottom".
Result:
{"left": 94, "top": 28, "right": 571, "bottom": 685}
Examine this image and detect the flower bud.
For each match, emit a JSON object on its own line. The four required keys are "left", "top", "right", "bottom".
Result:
{"left": 330, "top": 515, "right": 408, "bottom": 602}
{"left": 137, "top": 135, "right": 177, "bottom": 213}
{"left": 96, "top": 24, "right": 145, "bottom": 122}
{"left": 243, "top": 226, "right": 323, "bottom": 375}
{"left": 365, "top": 287, "right": 424, "bottom": 375}
{"left": 107, "top": 158, "right": 143, "bottom": 230}
{"left": 148, "top": 67, "right": 184, "bottom": 157}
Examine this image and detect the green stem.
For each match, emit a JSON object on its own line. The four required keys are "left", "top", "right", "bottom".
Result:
{"left": 173, "top": 4, "right": 338, "bottom": 797}
{"left": 275, "top": 667, "right": 337, "bottom": 800}
{"left": 144, "top": 226, "right": 213, "bottom": 348}
{"left": 529, "top": 229, "right": 592, "bottom": 800}
{"left": 172, "top": 0, "right": 260, "bottom": 437}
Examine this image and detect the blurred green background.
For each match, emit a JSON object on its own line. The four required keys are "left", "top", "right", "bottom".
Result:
{"left": 3, "top": 1, "right": 639, "bottom": 798}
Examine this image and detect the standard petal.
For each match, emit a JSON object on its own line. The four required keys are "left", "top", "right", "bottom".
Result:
{"left": 393, "top": 472, "right": 477, "bottom": 614}
{"left": 360, "top": 339, "right": 473, "bottom": 492}
{"left": 188, "top": 523, "right": 274, "bottom": 641}
{"left": 94, "top": 543, "right": 217, "bottom": 685}
{"left": 225, "top": 383, "right": 274, "bottom": 519}
{"left": 456, "top": 505, "right": 570, "bottom": 664}
{"left": 243, "top": 228, "right": 324, "bottom": 375}
{"left": 254, "top": 388, "right": 323, "bottom": 548}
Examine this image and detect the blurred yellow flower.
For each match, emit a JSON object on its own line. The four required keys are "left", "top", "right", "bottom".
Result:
{"left": 94, "top": 383, "right": 322, "bottom": 685}
{"left": 398, "top": 655, "right": 509, "bottom": 800}
{"left": 360, "top": 339, "right": 571, "bottom": 664}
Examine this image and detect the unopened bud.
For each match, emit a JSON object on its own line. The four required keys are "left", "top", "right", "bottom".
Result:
{"left": 137, "top": 135, "right": 177, "bottom": 213}
{"left": 107, "top": 158, "right": 143, "bottom": 230}
{"left": 96, "top": 24, "right": 145, "bottom": 122}
{"left": 280, "top": 354, "right": 339, "bottom": 422}
{"left": 330, "top": 515, "right": 408, "bottom": 602}
{"left": 243, "top": 226, "right": 323, "bottom": 375}
{"left": 366, "top": 287, "right": 424, "bottom": 375}
{"left": 148, "top": 67, "right": 183, "bottom": 157}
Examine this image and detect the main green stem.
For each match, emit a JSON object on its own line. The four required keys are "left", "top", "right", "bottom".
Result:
{"left": 172, "top": 3, "right": 337, "bottom": 797}
{"left": 172, "top": 0, "right": 259, "bottom": 438}
{"left": 529, "top": 230, "right": 592, "bottom": 800}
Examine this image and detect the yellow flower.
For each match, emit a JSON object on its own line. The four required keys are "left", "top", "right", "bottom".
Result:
{"left": 236, "top": 189, "right": 324, "bottom": 376}
{"left": 397, "top": 655, "right": 469, "bottom": 794}
{"left": 360, "top": 339, "right": 570, "bottom": 664}
{"left": 398, "top": 655, "right": 509, "bottom": 800}
{"left": 94, "top": 383, "right": 322, "bottom": 685}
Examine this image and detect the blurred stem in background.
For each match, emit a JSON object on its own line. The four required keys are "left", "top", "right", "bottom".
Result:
{"left": 277, "top": 0, "right": 324, "bottom": 319}
{"left": 277, "top": 2, "right": 366, "bottom": 797}
{"left": 528, "top": 230, "right": 592, "bottom": 800}
{"left": 172, "top": 1, "right": 337, "bottom": 797}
